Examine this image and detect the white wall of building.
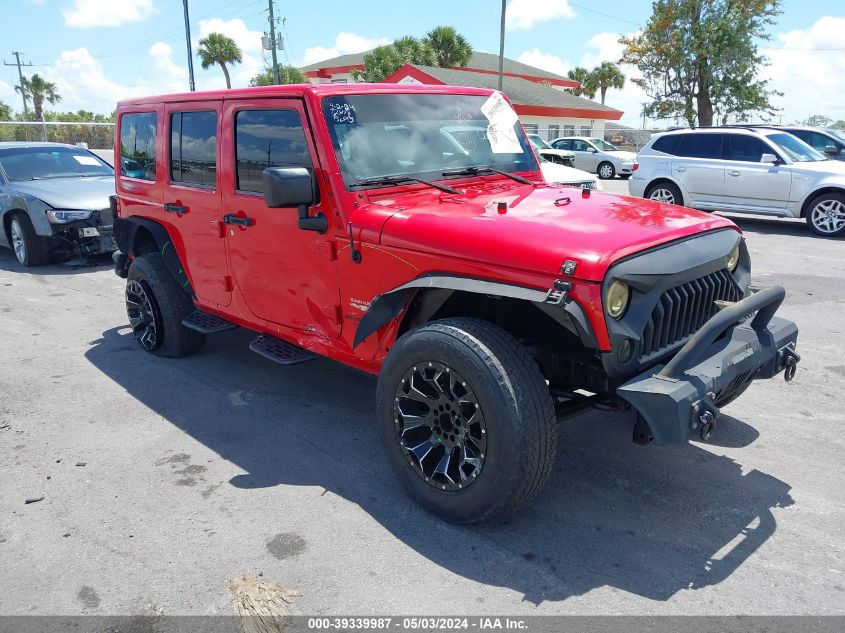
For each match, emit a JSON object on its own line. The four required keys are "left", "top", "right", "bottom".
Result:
{"left": 517, "top": 115, "right": 607, "bottom": 141}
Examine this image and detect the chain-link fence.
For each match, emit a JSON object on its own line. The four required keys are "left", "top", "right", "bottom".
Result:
{"left": 0, "top": 121, "right": 115, "bottom": 148}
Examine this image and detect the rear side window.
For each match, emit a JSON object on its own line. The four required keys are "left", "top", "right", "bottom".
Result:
{"left": 676, "top": 133, "right": 724, "bottom": 159}
{"left": 552, "top": 139, "right": 572, "bottom": 150}
{"left": 234, "top": 109, "right": 313, "bottom": 193}
{"left": 170, "top": 111, "right": 217, "bottom": 187}
{"left": 120, "top": 112, "right": 157, "bottom": 180}
{"left": 791, "top": 130, "right": 837, "bottom": 151}
{"left": 651, "top": 135, "right": 681, "bottom": 155}
{"left": 725, "top": 134, "right": 771, "bottom": 162}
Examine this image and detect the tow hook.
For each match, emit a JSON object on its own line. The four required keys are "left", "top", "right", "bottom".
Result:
{"left": 692, "top": 394, "right": 719, "bottom": 441}
{"left": 782, "top": 347, "right": 800, "bottom": 382}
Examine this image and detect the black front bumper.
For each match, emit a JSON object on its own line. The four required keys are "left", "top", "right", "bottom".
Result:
{"left": 617, "top": 286, "right": 799, "bottom": 444}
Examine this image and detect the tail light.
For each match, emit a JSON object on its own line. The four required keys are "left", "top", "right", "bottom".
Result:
{"left": 632, "top": 162, "right": 639, "bottom": 171}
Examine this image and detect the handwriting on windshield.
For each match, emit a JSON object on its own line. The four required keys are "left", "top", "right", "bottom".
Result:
{"left": 329, "top": 103, "right": 356, "bottom": 124}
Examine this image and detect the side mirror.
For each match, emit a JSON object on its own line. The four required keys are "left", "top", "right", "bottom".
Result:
{"left": 760, "top": 153, "right": 779, "bottom": 164}
{"left": 262, "top": 166, "right": 327, "bottom": 233}
{"left": 262, "top": 167, "right": 315, "bottom": 208}
{"left": 824, "top": 145, "right": 839, "bottom": 155}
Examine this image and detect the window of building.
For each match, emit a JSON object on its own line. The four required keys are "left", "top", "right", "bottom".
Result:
{"left": 120, "top": 112, "right": 157, "bottom": 180}
{"left": 170, "top": 111, "right": 217, "bottom": 187}
{"left": 234, "top": 109, "right": 314, "bottom": 193}
{"left": 563, "top": 125, "right": 575, "bottom": 137}
{"left": 522, "top": 123, "right": 539, "bottom": 135}
{"left": 547, "top": 124, "right": 559, "bottom": 140}
{"left": 676, "top": 133, "right": 725, "bottom": 159}
{"left": 580, "top": 125, "right": 592, "bottom": 136}
{"left": 724, "top": 134, "right": 771, "bottom": 162}
{"left": 331, "top": 78, "right": 349, "bottom": 84}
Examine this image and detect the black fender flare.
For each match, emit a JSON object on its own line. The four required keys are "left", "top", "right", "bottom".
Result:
{"left": 114, "top": 217, "right": 194, "bottom": 298}
{"left": 353, "top": 273, "right": 599, "bottom": 349}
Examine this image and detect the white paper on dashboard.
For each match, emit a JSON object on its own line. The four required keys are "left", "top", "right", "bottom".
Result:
{"left": 73, "top": 155, "right": 101, "bottom": 166}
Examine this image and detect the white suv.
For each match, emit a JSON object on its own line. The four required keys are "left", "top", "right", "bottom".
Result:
{"left": 630, "top": 127, "right": 845, "bottom": 236}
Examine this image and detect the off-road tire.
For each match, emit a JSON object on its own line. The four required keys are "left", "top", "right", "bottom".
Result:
{"left": 597, "top": 161, "right": 616, "bottom": 179}
{"left": 126, "top": 253, "right": 205, "bottom": 358}
{"left": 645, "top": 181, "right": 684, "bottom": 206}
{"left": 377, "top": 317, "right": 557, "bottom": 524}
{"left": 805, "top": 192, "right": 845, "bottom": 237}
{"left": 9, "top": 213, "right": 48, "bottom": 267}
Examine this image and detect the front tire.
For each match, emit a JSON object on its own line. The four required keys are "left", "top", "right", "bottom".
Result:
{"left": 806, "top": 192, "right": 845, "bottom": 237}
{"left": 597, "top": 161, "right": 616, "bottom": 179}
{"left": 125, "top": 253, "right": 205, "bottom": 357}
{"left": 645, "top": 181, "right": 683, "bottom": 206}
{"left": 377, "top": 318, "right": 557, "bottom": 524}
{"left": 9, "top": 214, "right": 48, "bottom": 267}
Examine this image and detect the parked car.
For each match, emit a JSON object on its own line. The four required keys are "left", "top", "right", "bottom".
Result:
{"left": 549, "top": 136, "right": 638, "bottom": 179}
{"left": 630, "top": 126, "right": 845, "bottom": 236}
{"left": 0, "top": 142, "right": 117, "bottom": 266}
{"left": 527, "top": 133, "right": 575, "bottom": 166}
{"left": 111, "top": 84, "right": 799, "bottom": 524}
{"left": 754, "top": 125, "right": 845, "bottom": 161}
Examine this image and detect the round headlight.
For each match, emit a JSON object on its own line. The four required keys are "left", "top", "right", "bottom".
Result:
{"left": 605, "top": 281, "right": 630, "bottom": 319}
{"left": 727, "top": 244, "right": 741, "bottom": 272}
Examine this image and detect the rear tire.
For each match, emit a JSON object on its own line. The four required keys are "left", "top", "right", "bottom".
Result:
{"left": 9, "top": 214, "right": 48, "bottom": 267}
{"left": 597, "top": 161, "right": 616, "bottom": 179}
{"left": 805, "top": 192, "right": 845, "bottom": 237}
{"left": 645, "top": 181, "right": 683, "bottom": 206}
{"left": 377, "top": 318, "right": 557, "bottom": 524}
{"left": 125, "top": 253, "right": 205, "bottom": 358}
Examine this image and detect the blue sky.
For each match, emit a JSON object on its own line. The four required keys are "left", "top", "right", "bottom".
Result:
{"left": 3, "top": 0, "right": 844, "bottom": 126}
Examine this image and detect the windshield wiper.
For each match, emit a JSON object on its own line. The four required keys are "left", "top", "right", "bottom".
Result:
{"left": 441, "top": 166, "right": 533, "bottom": 185}
{"left": 349, "top": 175, "right": 462, "bottom": 195}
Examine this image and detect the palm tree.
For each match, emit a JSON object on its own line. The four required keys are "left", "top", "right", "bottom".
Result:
{"left": 566, "top": 67, "right": 598, "bottom": 99}
{"left": 20, "top": 74, "right": 60, "bottom": 121}
{"left": 591, "top": 61, "right": 625, "bottom": 105}
{"left": 424, "top": 26, "right": 473, "bottom": 68}
{"left": 197, "top": 33, "right": 242, "bottom": 89}
{"left": 250, "top": 65, "right": 307, "bottom": 86}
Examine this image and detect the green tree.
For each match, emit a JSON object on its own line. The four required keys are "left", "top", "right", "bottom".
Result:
{"left": 831, "top": 120, "right": 845, "bottom": 131}
{"left": 566, "top": 67, "right": 597, "bottom": 99}
{"left": 20, "top": 74, "right": 60, "bottom": 121}
{"left": 423, "top": 26, "right": 473, "bottom": 68}
{"left": 197, "top": 32, "right": 242, "bottom": 89}
{"left": 591, "top": 61, "right": 625, "bottom": 105}
{"left": 352, "top": 37, "right": 435, "bottom": 82}
{"left": 250, "top": 65, "right": 308, "bottom": 86}
{"left": 621, "top": 0, "right": 781, "bottom": 126}
{"left": 0, "top": 100, "right": 11, "bottom": 121}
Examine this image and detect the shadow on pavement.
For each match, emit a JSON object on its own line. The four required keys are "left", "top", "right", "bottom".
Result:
{"left": 0, "top": 248, "right": 113, "bottom": 274}
{"left": 85, "top": 325, "right": 794, "bottom": 605}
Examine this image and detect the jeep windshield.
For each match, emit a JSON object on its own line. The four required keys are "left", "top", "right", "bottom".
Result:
{"left": 321, "top": 93, "right": 538, "bottom": 189}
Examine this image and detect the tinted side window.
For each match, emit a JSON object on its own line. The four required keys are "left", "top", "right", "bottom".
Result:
{"left": 120, "top": 112, "right": 157, "bottom": 180}
{"left": 792, "top": 130, "right": 834, "bottom": 151}
{"left": 552, "top": 139, "right": 572, "bottom": 150}
{"left": 725, "top": 135, "right": 771, "bottom": 162}
{"left": 651, "top": 135, "right": 681, "bottom": 155}
{"left": 676, "top": 134, "right": 724, "bottom": 159}
{"left": 234, "top": 109, "right": 313, "bottom": 193}
{"left": 572, "top": 140, "right": 591, "bottom": 151}
{"left": 170, "top": 111, "right": 217, "bottom": 187}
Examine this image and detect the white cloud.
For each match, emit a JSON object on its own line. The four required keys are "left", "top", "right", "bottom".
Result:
{"left": 63, "top": 0, "right": 156, "bottom": 28}
{"left": 149, "top": 42, "right": 186, "bottom": 84}
{"left": 506, "top": 0, "right": 576, "bottom": 31}
{"left": 195, "top": 18, "right": 265, "bottom": 89}
{"left": 300, "top": 32, "right": 392, "bottom": 67}
{"left": 1, "top": 79, "right": 18, "bottom": 112}
{"left": 762, "top": 16, "right": 845, "bottom": 123}
{"left": 516, "top": 49, "right": 572, "bottom": 77}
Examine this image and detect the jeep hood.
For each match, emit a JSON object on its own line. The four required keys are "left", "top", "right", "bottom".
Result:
{"left": 5, "top": 176, "right": 114, "bottom": 211}
{"left": 374, "top": 183, "right": 737, "bottom": 282}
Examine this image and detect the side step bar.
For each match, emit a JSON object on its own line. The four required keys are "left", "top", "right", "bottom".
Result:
{"left": 249, "top": 334, "right": 315, "bottom": 365}
{"left": 182, "top": 310, "right": 238, "bottom": 334}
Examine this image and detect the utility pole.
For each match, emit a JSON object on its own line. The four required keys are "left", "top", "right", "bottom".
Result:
{"left": 267, "top": 0, "right": 281, "bottom": 84}
{"left": 4, "top": 51, "right": 33, "bottom": 113}
{"left": 182, "top": 0, "right": 196, "bottom": 91}
{"left": 497, "top": 0, "right": 506, "bottom": 91}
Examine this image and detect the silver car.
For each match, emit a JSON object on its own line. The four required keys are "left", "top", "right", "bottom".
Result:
{"left": 630, "top": 127, "right": 845, "bottom": 237}
{"left": 549, "top": 136, "right": 638, "bottom": 179}
{"left": 0, "top": 142, "right": 116, "bottom": 266}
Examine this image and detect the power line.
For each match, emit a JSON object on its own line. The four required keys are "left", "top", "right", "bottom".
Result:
{"left": 3, "top": 51, "right": 33, "bottom": 114}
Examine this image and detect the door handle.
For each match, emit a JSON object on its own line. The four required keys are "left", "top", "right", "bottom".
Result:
{"left": 223, "top": 214, "right": 254, "bottom": 227}
{"left": 728, "top": 170, "right": 741, "bottom": 177}
{"left": 675, "top": 166, "right": 687, "bottom": 173}
{"left": 164, "top": 202, "right": 187, "bottom": 213}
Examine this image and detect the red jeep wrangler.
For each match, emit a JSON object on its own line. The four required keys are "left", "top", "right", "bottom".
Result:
{"left": 111, "top": 84, "right": 800, "bottom": 523}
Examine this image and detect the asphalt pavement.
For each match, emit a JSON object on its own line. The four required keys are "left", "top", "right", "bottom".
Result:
{"left": 1, "top": 189, "right": 843, "bottom": 617}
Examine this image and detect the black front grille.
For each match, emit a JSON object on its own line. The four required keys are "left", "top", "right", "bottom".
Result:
{"left": 640, "top": 269, "right": 741, "bottom": 359}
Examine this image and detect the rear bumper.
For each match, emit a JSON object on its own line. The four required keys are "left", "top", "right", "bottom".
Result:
{"left": 617, "top": 286, "right": 799, "bottom": 444}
